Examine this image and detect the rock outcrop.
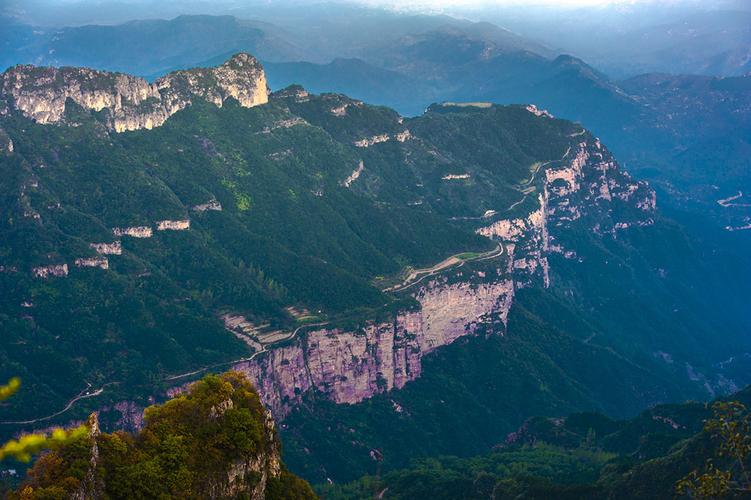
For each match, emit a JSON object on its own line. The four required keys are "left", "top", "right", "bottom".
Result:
{"left": 112, "top": 226, "right": 152, "bottom": 238}
{"left": 478, "top": 138, "right": 656, "bottom": 288}
{"left": 90, "top": 241, "right": 122, "bottom": 255}
{"left": 0, "top": 126, "right": 12, "bottom": 153}
{"left": 75, "top": 257, "right": 109, "bottom": 270}
{"left": 353, "top": 129, "right": 412, "bottom": 148}
{"left": 14, "top": 374, "right": 313, "bottom": 500}
{"left": 32, "top": 264, "right": 69, "bottom": 278}
{"left": 152, "top": 132, "right": 657, "bottom": 423}
{"left": 156, "top": 219, "right": 190, "bottom": 231}
{"left": 0, "top": 53, "right": 268, "bottom": 132}
{"left": 233, "top": 278, "right": 514, "bottom": 418}
{"left": 341, "top": 160, "right": 365, "bottom": 187}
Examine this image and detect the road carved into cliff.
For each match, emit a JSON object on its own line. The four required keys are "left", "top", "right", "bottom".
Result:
{"left": 506, "top": 146, "right": 573, "bottom": 213}
{"left": 0, "top": 321, "right": 329, "bottom": 426}
{"left": 382, "top": 243, "right": 504, "bottom": 293}
{"left": 164, "top": 321, "right": 330, "bottom": 382}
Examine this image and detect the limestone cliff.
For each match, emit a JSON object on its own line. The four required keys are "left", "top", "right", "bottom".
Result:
{"left": 478, "top": 138, "right": 656, "bottom": 288}
{"left": 224, "top": 132, "right": 657, "bottom": 420}
{"left": 0, "top": 53, "right": 268, "bottom": 132}
{"left": 234, "top": 279, "right": 515, "bottom": 418}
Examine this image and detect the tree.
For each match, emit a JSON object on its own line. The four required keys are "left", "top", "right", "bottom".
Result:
{"left": 10, "top": 372, "right": 317, "bottom": 499}
{"left": 676, "top": 401, "right": 751, "bottom": 498}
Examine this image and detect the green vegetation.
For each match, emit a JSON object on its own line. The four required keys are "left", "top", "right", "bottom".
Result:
{"left": 279, "top": 264, "right": 751, "bottom": 484}
{"left": 321, "top": 444, "right": 610, "bottom": 499}
{"left": 676, "top": 401, "right": 751, "bottom": 498}
{"left": 1, "top": 80, "right": 749, "bottom": 497}
{"left": 0, "top": 377, "right": 87, "bottom": 464}
{"left": 0, "top": 88, "right": 569, "bottom": 426}
{"left": 8, "top": 372, "right": 316, "bottom": 499}
{"left": 321, "top": 387, "right": 751, "bottom": 499}
{"left": 453, "top": 252, "right": 482, "bottom": 260}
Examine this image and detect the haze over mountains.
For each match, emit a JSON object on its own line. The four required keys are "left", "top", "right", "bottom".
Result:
{"left": 1, "top": 1, "right": 750, "bottom": 497}
{"left": 3, "top": 2, "right": 749, "bottom": 234}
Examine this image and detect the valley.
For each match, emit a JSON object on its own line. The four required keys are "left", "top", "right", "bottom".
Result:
{"left": 0, "top": 4, "right": 750, "bottom": 494}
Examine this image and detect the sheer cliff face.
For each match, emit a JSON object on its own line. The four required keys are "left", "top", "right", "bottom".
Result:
{"left": 0, "top": 52, "right": 659, "bottom": 426}
{"left": 0, "top": 53, "right": 268, "bottom": 132}
{"left": 234, "top": 279, "right": 515, "bottom": 418}
{"left": 479, "top": 138, "right": 655, "bottom": 289}
{"left": 229, "top": 135, "right": 656, "bottom": 420}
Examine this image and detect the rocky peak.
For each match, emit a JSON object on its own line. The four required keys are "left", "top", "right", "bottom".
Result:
{"left": 0, "top": 52, "right": 269, "bottom": 132}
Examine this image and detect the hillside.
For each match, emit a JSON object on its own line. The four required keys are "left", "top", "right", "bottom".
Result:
{"left": 0, "top": 54, "right": 749, "bottom": 486}
{"left": 322, "top": 386, "right": 751, "bottom": 499}
{"left": 5, "top": 372, "right": 316, "bottom": 499}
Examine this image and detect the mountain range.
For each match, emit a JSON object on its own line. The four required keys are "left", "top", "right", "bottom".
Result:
{"left": 3, "top": 11, "right": 748, "bottom": 236}
{"left": 1, "top": 53, "right": 749, "bottom": 489}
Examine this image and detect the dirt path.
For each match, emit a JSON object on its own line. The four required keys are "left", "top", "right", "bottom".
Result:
{"left": 504, "top": 146, "right": 573, "bottom": 213}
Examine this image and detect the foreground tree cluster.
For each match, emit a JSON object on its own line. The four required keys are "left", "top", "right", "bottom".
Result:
{"left": 3, "top": 373, "right": 315, "bottom": 499}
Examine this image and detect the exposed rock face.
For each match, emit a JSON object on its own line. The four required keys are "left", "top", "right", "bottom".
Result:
{"left": 477, "top": 139, "right": 655, "bottom": 288}
{"left": 75, "top": 257, "right": 109, "bottom": 270}
{"left": 156, "top": 219, "right": 190, "bottom": 231}
{"left": 442, "top": 173, "right": 471, "bottom": 180}
{"left": 353, "top": 130, "right": 412, "bottom": 148}
{"left": 90, "top": 241, "right": 122, "bottom": 255}
{"left": 165, "top": 135, "right": 656, "bottom": 422}
{"left": 71, "top": 413, "right": 103, "bottom": 500}
{"left": 113, "top": 401, "right": 145, "bottom": 433}
{"left": 0, "top": 127, "right": 12, "bottom": 153}
{"left": 214, "top": 409, "right": 282, "bottom": 500}
{"left": 112, "top": 226, "right": 152, "bottom": 238}
{"left": 192, "top": 199, "right": 223, "bottom": 212}
{"left": 354, "top": 133, "right": 390, "bottom": 148}
{"left": 525, "top": 104, "right": 554, "bottom": 118}
{"left": 341, "top": 160, "right": 365, "bottom": 187}
{"left": 32, "top": 264, "right": 68, "bottom": 278}
{"left": 233, "top": 279, "right": 514, "bottom": 418}
{"left": 0, "top": 53, "right": 268, "bottom": 132}
{"left": 44, "top": 376, "right": 295, "bottom": 500}
{"left": 56, "top": 114, "right": 656, "bottom": 429}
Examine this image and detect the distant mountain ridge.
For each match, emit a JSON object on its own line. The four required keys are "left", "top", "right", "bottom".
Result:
{"left": 0, "top": 14, "right": 310, "bottom": 74}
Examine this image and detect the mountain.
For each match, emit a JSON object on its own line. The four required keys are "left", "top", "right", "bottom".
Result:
{"left": 0, "top": 54, "right": 749, "bottom": 486}
{"left": 0, "top": 15, "right": 309, "bottom": 75}
{"left": 264, "top": 59, "right": 437, "bottom": 117}
{"left": 269, "top": 32, "right": 636, "bottom": 126}
{"left": 264, "top": 38, "right": 751, "bottom": 235}
{"left": 6, "top": 372, "right": 316, "bottom": 499}
{"left": 322, "top": 385, "right": 751, "bottom": 499}
{"left": 0, "top": 12, "right": 553, "bottom": 76}
{"left": 458, "top": 3, "right": 751, "bottom": 78}
{"left": 612, "top": 72, "right": 751, "bottom": 231}
{"left": 582, "top": 10, "right": 751, "bottom": 78}
{"left": 1, "top": 52, "right": 269, "bottom": 131}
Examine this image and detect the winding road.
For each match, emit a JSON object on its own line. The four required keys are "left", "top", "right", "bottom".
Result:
{"left": 0, "top": 383, "right": 110, "bottom": 425}
{"left": 383, "top": 243, "right": 504, "bottom": 293}
{"left": 0, "top": 322, "right": 330, "bottom": 426}
{"left": 164, "top": 321, "right": 330, "bottom": 382}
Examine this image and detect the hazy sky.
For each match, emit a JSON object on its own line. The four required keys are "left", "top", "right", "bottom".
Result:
{"left": 2, "top": 0, "right": 738, "bottom": 28}
{"left": 363, "top": 0, "right": 677, "bottom": 6}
